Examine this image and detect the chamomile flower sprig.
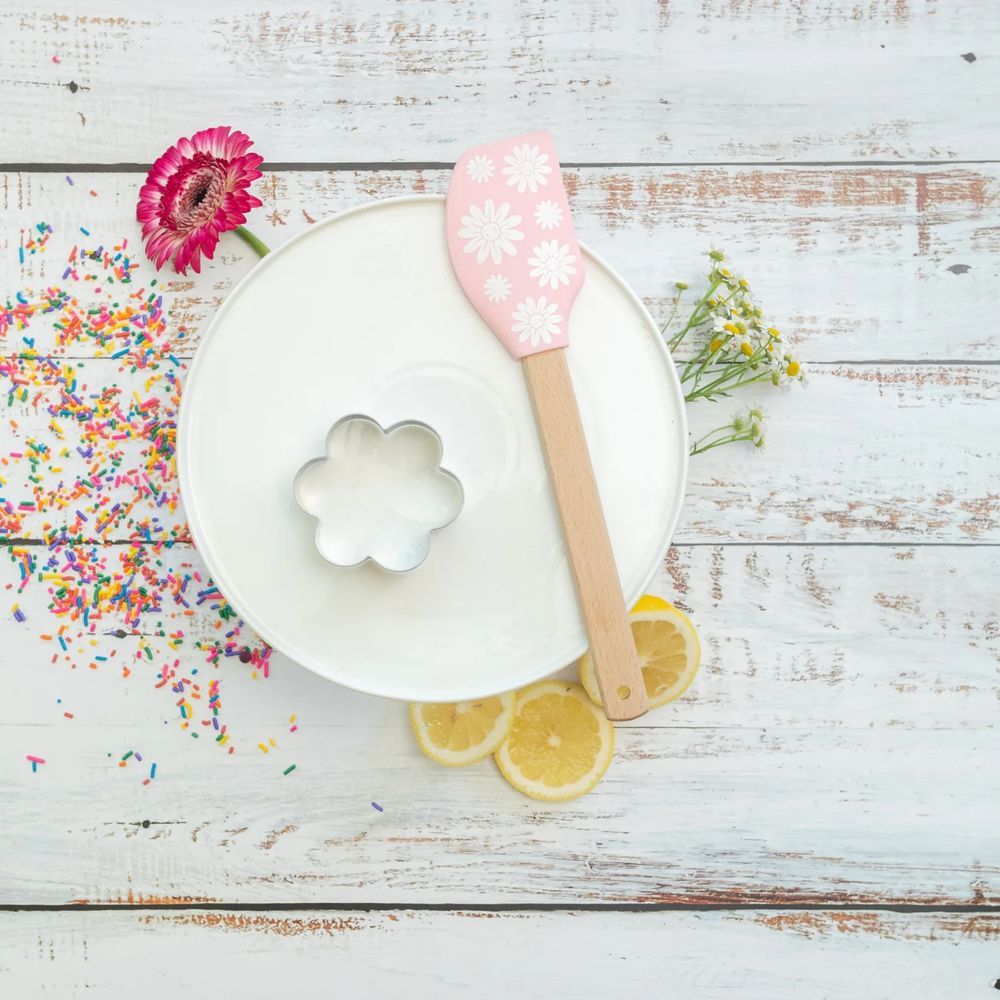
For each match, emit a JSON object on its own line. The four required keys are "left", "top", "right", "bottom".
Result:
{"left": 662, "top": 250, "right": 806, "bottom": 452}
{"left": 690, "top": 406, "right": 766, "bottom": 456}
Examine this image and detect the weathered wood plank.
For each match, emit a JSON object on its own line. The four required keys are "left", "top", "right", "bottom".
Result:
{"left": 1, "top": 910, "right": 997, "bottom": 999}
{"left": 2, "top": 1, "right": 995, "bottom": 163}
{"left": 1, "top": 546, "right": 995, "bottom": 905}
{"left": 1, "top": 359, "right": 995, "bottom": 544}
{"left": 3, "top": 167, "right": 997, "bottom": 361}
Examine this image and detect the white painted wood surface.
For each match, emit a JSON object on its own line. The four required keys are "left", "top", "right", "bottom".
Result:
{"left": 1, "top": 0, "right": 997, "bottom": 994}
{"left": 1, "top": 548, "right": 995, "bottom": 905}
{"left": 2, "top": 910, "right": 998, "bottom": 999}
{"left": 0, "top": 359, "right": 994, "bottom": 544}
{"left": 2, "top": 1, "right": 996, "bottom": 163}
{"left": 3, "top": 167, "right": 997, "bottom": 361}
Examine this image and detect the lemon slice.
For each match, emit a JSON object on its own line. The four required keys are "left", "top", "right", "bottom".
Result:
{"left": 579, "top": 597, "right": 701, "bottom": 710}
{"left": 410, "top": 693, "right": 515, "bottom": 766}
{"left": 494, "top": 681, "right": 614, "bottom": 801}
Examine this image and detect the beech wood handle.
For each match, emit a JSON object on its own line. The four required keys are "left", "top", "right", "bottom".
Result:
{"left": 522, "top": 349, "right": 648, "bottom": 721}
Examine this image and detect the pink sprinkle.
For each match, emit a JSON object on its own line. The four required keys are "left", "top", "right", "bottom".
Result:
{"left": 52, "top": 55, "right": 61, "bottom": 63}
{"left": 26, "top": 755, "right": 45, "bottom": 764}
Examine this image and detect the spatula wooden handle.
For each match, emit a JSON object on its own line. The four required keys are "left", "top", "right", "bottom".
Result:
{"left": 522, "top": 348, "right": 648, "bottom": 722}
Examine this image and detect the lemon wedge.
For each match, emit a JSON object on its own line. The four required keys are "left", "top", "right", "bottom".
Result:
{"left": 494, "top": 681, "right": 614, "bottom": 801}
{"left": 579, "top": 597, "right": 701, "bottom": 710}
{"left": 410, "top": 693, "right": 515, "bottom": 766}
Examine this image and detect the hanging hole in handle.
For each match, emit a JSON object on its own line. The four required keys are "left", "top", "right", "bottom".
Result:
{"left": 617, "top": 685, "right": 631, "bottom": 700}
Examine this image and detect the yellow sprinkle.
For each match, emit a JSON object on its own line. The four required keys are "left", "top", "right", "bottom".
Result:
{"left": 268, "top": 737, "right": 276, "bottom": 748}
{"left": 257, "top": 742, "right": 269, "bottom": 753}
{"left": 289, "top": 714, "right": 296, "bottom": 723}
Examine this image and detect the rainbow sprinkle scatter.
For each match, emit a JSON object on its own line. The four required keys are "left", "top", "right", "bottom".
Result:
{"left": 18, "top": 223, "right": 52, "bottom": 265}
{"left": 3, "top": 228, "right": 292, "bottom": 774}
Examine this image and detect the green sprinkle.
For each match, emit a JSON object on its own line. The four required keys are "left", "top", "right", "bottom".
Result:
{"left": 283, "top": 764, "right": 296, "bottom": 776}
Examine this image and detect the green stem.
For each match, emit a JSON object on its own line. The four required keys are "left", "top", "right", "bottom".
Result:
{"left": 690, "top": 432, "right": 754, "bottom": 456}
{"left": 668, "top": 276, "right": 722, "bottom": 351}
{"left": 685, "top": 368, "right": 772, "bottom": 402}
{"left": 234, "top": 225, "right": 270, "bottom": 259}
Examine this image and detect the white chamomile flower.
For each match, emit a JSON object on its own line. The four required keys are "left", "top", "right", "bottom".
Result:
{"left": 512, "top": 296, "right": 562, "bottom": 348}
{"left": 458, "top": 199, "right": 524, "bottom": 265}
{"left": 466, "top": 154, "right": 495, "bottom": 184}
{"left": 769, "top": 352, "right": 790, "bottom": 387}
{"left": 712, "top": 315, "right": 726, "bottom": 333}
{"left": 534, "top": 199, "right": 563, "bottom": 231}
{"left": 502, "top": 143, "right": 552, "bottom": 194}
{"left": 527, "top": 240, "right": 577, "bottom": 290}
{"left": 483, "top": 273, "right": 511, "bottom": 303}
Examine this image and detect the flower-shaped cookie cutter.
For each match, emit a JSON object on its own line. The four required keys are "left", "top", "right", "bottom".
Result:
{"left": 293, "top": 415, "right": 464, "bottom": 573}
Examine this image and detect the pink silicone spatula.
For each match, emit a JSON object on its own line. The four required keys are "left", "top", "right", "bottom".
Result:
{"left": 446, "top": 131, "right": 648, "bottom": 721}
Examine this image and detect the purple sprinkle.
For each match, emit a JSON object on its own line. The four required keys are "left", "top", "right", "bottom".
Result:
{"left": 62, "top": 267, "right": 72, "bottom": 280}
{"left": 66, "top": 175, "right": 74, "bottom": 185}
{"left": 134, "top": 752, "right": 142, "bottom": 762}
{"left": 371, "top": 801, "right": 384, "bottom": 813}
{"left": 13, "top": 608, "right": 25, "bottom": 622}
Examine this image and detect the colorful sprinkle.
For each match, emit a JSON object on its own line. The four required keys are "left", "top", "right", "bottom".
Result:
{"left": 2, "top": 225, "right": 285, "bottom": 774}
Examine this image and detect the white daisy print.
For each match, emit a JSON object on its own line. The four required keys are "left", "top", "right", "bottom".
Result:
{"left": 458, "top": 199, "right": 524, "bottom": 265}
{"left": 483, "top": 274, "right": 511, "bottom": 303}
{"left": 512, "top": 296, "right": 562, "bottom": 348}
{"left": 466, "top": 154, "right": 495, "bottom": 183}
{"left": 527, "top": 240, "right": 577, "bottom": 290}
{"left": 534, "top": 199, "right": 563, "bottom": 231}
{"left": 502, "top": 143, "right": 552, "bottom": 194}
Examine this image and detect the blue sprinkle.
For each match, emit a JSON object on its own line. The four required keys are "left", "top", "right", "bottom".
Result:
{"left": 371, "top": 801, "right": 384, "bottom": 813}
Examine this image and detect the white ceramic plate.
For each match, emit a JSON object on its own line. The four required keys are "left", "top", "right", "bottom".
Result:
{"left": 178, "top": 196, "right": 687, "bottom": 702}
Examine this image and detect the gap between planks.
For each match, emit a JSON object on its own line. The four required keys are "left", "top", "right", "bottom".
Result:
{"left": 3, "top": 160, "right": 1000, "bottom": 173}
{"left": 3, "top": 540, "right": 999, "bottom": 549}
{"left": 2, "top": 902, "right": 999, "bottom": 914}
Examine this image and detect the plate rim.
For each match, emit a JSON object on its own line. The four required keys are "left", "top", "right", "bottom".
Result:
{"left": 177, "top": 194, "right": 689, "bottom": 701}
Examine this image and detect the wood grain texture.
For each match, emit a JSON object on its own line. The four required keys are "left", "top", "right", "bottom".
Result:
{"left": 2, "top": 910, "right": 998, "bottom": 999}
{"left": 3, "top": 166, "right": 998, "bottom": 361}
{"left": 0, "top": 359, "right": 994, "bottom": 545}
{"left": 523, "top": 348, "right": 648, "bottom": 719}
{"left": 1, "top": 546, "right": 995, "bottom": 905}
{"left": 3, "top": 0, "right": 999, "bottom": 982}
{"left": 1, "top": 1, "right": 996, "bottom": 163}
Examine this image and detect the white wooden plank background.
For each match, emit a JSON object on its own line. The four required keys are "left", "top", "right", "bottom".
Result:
{"left": 4, "top": 167, "right": 997, "bottom": 361}
{"left": 0, "top": 548, "right": 995, "bottom": 906}
{"left": 1, "top": 0, "right": 997, "bottom": 995}
{"left": 2, "top": 910, "right": 998, "bottom": 999}
{"left": 2, "top": 0, "right": 997, "bottom": 163}
{"left": 0, "top": 358, "right": 995, "bottom": 544}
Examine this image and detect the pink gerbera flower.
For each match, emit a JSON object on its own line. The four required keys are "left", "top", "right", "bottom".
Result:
{"left": 137, "top": 126, "right": 264, "bottom": 275}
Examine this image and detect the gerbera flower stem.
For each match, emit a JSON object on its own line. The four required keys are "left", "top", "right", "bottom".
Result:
{"left": 234, "top": 225, "right": 270, "bottom": 259}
